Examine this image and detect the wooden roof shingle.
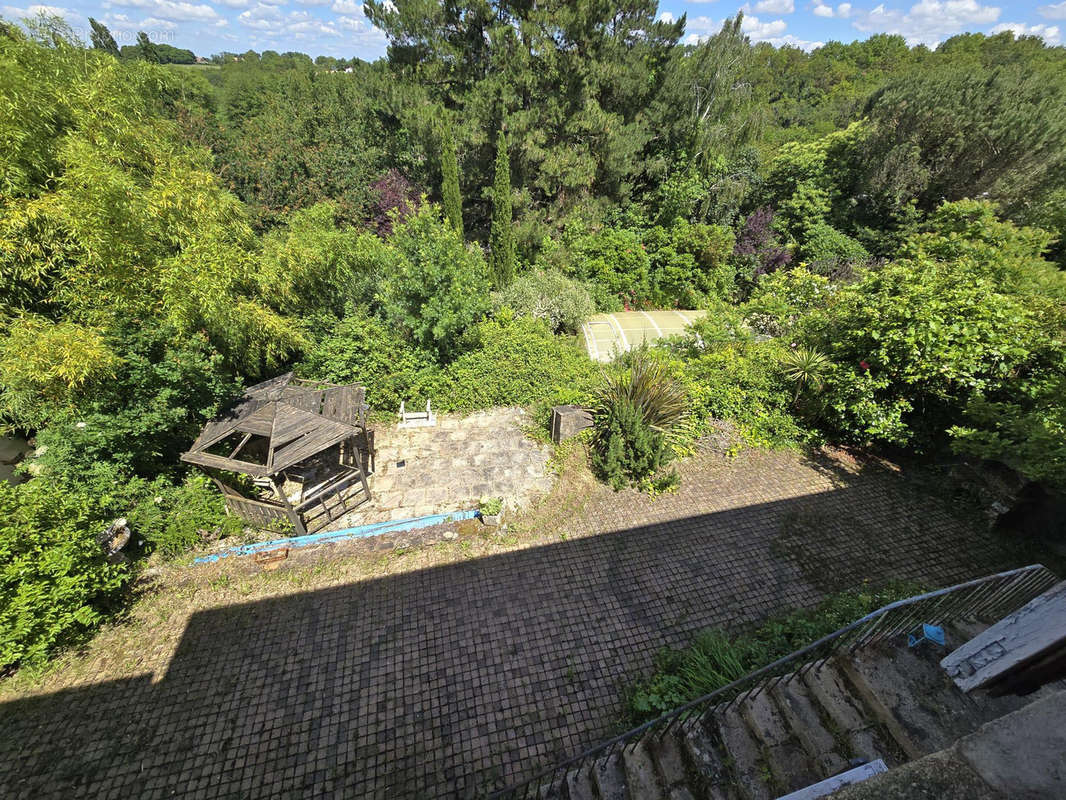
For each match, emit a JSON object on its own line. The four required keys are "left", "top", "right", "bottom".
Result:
{"left": 180, "top": 373, "right": 366, "bottom": 476}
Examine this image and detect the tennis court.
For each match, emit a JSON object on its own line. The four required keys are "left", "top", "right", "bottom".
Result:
{"left": 580, "top": 309, "right": 707, "bottom": 362}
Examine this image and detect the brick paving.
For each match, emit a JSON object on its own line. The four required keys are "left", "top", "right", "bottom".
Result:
{"left": 0, "top": 445, "right": 1030, "bottom": 799}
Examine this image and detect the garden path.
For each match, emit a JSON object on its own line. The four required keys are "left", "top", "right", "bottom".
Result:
{"left": 0, "top": 441, "right": 1041, "bottom": 800}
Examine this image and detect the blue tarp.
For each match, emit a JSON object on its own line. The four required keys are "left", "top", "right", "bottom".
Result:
{"left": 193, "top": 509, "right": 479, "bottom": 564}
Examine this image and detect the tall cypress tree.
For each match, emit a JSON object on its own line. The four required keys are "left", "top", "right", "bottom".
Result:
{"left": 440, "top": 118, "right": 464, "bottom": 237}
{"left": 489, "top": 126, "right": 514, "bottom": 287}
{"left": 136, "top": 32, "right": 160, "bottom": 64}
{"left": 89, "top": 18, "right": 119, "bottom": 57}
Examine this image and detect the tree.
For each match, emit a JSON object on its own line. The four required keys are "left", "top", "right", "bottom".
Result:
{"left": 862, "top": 61, "right": 1066, "bottom": 220}
{"left": 88, "top": 18, "right": 118, "bottom": 57}
{"left": 0, "top": 34, "right": 301, "bottom": 428}
{"left": 489, "top": 126, "right": 514, "bottom": 287}
{"left": 439, "top": 116, "right": 463, "bottom": 237}
{"left": 136, "top": 31, "right": 160, "bottom": 64}
{"left": 382, "top": 204, "right": 490, "bottom": 361}
{"left": 365, "top": 0, "right": 684, "bottom": 223}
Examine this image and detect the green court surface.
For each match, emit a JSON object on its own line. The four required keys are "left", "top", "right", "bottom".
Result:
{"left": 580, "top": 309, "right": 707, "bottom": 362}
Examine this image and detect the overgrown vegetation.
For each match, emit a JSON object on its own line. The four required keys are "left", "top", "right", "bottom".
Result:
{"left": 628, "top": 582, "right": 924, "bottom": 722}
{"left": 2, "top": 8, "right": 1066, "bottom": 669}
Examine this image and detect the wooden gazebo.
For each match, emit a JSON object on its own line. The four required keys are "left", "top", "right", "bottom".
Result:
{"left": 181, "top": 373, "right": 372, "bottom": 535}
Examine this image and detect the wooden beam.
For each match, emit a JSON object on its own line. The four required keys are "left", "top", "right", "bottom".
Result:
{"left": 271, "top": 474, "right": 306, "bottom": 536}
{"left": 228, "top": 432, "right": 253, "bottom": 460}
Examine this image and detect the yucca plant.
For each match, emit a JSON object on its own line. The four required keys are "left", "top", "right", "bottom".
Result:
{"left": 591, "top": 349, "right": 686, "bottom": 488}
{"left": 780, "top": 345, "right": 830, "bottom": 403}
{"left": 592, "top": 349, "right": 687, "bottom": 432}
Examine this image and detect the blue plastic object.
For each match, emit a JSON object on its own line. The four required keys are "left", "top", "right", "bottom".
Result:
{"left": 193, "top": 508, "right": 478, "bottom": 564}
{"left": 907, "top": 623, "right": 946, "bottom": 648}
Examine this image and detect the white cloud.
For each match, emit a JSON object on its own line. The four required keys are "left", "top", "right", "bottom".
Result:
{"left": 658, "top": 11, "right": 676, "bottom": 23}
{"left": 330, "top": 0, "right": 361, "bottom": 13}
{"left": 742, "top": 14, "right": 788, "bottom": 40}
{"left": 140, "top": 15, "right": 177, "bottom": 29}
{"left": 684, "top": 14, "right": 721, "bottom": 41}
{"left": 107, "top": 0, "right": 223, "bottom": 24}
{"left": 335, "top": 11, "right": 387, "bottom": 48}
{"left": 1038, "top": 1, "right": 1066, "bottom": 19}
{"left": 238, "top": 4, "right": 350, "bottom": 40}
{"left": 813, "top": 3, "right": 834, "bottom": 16}
{"left": 214, "top": 0, "right": 251, "bottom": 7}
{"left": 237, "top": 3, "right": 281, "bottom": 29}
{"left": 684, "top": 13, "right": 790, "bottom": 44}
{"left": 746, "top": 0, "right": 794, "bottom": 12}
{"left": 851, "top": 1, "right": 1001, "bottom": 46}
{"left": 991, "top": 21, "right": 1061, "bottom": 44}
{"left": 1, "top": 2, "right": 76, "bottom": 20}
{"left": 763, "top": 33, "right": 825, "bottom": 49}
{"left": 837, "top": 2, "right": 852, "bottom": 16}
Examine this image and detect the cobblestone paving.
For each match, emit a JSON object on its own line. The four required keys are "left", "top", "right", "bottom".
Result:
{"left": 0, "top": 446, "right": 1031, "bottom": 800}
{"left": 333, "top": 408, "right": 553, "bottom": 527}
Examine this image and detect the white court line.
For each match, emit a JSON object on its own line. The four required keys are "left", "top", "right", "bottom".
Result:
{"left": 640, "top": 310, "right": 664, "bottom": 340}
{"left": 581, "top": 321, "right": 599, "bottom": 361}
{"left": 672, "top": 309, "right": 692, "bottom": 326}
{"left": 607, "top": 314, "right": 630, "bottom": 351}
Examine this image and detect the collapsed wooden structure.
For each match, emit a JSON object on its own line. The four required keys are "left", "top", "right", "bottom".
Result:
{"left": 180, "top": 373, "right": 372, "bottom": 535}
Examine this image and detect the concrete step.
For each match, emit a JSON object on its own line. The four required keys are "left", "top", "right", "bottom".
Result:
{"left": 679, "top": 719, "right": 737, "bottom": 800}
{"left": 711, "top": 708, "right": 774, "bottom": 800}
{"left": 591, "top": 753, "right": 628, "bottom": 800}
{"left": 564, "top": 765, "right": 596, "bottom": 800}
{"left": 802, "top": 660, "right": 899, "bottom": 765}
{"left": 645, "top": 730, "right": 689, "bottom": 793}
{"left": 738, "top": 689, "right": 821, "bottom": 794}
{"left": 622, "top": 741, "right": 665, "bottom": 800}
{"left": 841, "top": 632, "right": 1034, "bottom": 760}
{"left": 769, "top": 676, "right": 850, "bottom": 779}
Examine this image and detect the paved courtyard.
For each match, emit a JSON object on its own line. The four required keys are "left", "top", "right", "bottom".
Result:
{"left": 335, "top": 408, "right": 553, "bottom": 527}
{"left": 0, "top": 443, "right": 1038, "bottom": 799}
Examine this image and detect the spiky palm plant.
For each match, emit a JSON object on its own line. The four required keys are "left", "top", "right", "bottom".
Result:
{"left": 590, "top": 349, "right": 687, "bottom": 488}
{"left": 780, "top": 346, "right": 830, "bottom": 402}
{"left": 592, "top": 349, "right": 687, "bottom": 433}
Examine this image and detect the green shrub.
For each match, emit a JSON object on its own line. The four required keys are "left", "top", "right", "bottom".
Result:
{"left": 680, "top": 340, "right": 809, "bottom": 450}
{"left": 492, "top": 269, "right": 595, "bottom": 334}
{"left": 592, "top": 396, "right": 665, "bottom": 490}
{"left": 124, "top": 473, "right": 243, "bottom": 558}
{"left": 570, "top": 227, "right": 651, "bottom": 309}
{"left": 256, "top": 202, "right": 389, "bottom": 316}
{"left": 591, "top": 350, "right": 686, "bottom": 489}
{"left": 800, "top": 222, "right": 870, "bottom": 275}
{"left": 297, "top": 310, "right": 437, "bottom": 412}
{"left": 743, "top": 267, "right": 834, "bottom": 337}
{"left": 383, "top": 203, "right": 492, "bottom": 361}
{"left": 806, "top": 257, "right": 1037, "bottom": 447}
{"left": 0, "top": 479, "right": 129, "bottom": 669}
{"left": 646, "top": 221, "right": 736, "bottom": 306}
{"left": 429, "top": 315, "right": 599, "bottom": 411}
{"left": 29, "top": 323, "right": 240, "bottom": 481}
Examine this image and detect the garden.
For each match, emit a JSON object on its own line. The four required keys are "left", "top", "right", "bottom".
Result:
{"left": 2, "top": 10, "right": 1066, "bottom": 684}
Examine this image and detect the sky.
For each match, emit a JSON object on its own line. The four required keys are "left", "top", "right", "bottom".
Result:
{"left": 1, "top": 0, "right": 1063, "bottom": 60}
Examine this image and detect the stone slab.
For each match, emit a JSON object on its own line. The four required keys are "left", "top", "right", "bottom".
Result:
{"left": 941, "top": 580, "right": 1066, "bottom": 693}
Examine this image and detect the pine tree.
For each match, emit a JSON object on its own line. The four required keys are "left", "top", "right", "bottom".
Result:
{"left": 489, "top": 126, "right": 514, "bottom": 287}
{"left": 88, "top": 18, "right": 119, "bottom": 57}
{"left": 440, "top": 118, "right": 464, "bottom": 237}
